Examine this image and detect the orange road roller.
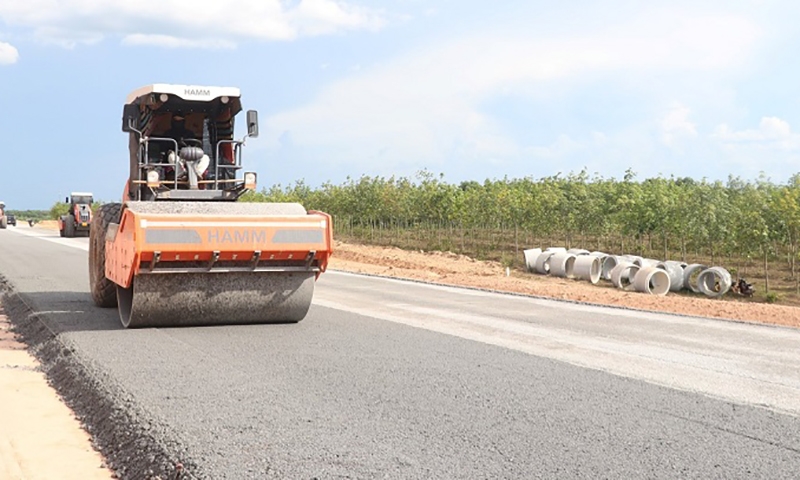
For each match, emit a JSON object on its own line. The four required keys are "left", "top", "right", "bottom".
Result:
{"left": 89, "top": 84, "right": 333, "bottom": 328}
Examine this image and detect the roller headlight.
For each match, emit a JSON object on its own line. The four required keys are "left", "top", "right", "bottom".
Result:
{"left": 147, "top": 170, "right": 160, "bottom": 188}
{"left": 244, "top": 172, "right": 257, "bottom": 190}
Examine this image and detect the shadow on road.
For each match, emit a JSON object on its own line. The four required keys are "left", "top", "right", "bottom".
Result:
{"left": 1, "top": 289, "right": 123, "bottom": 333}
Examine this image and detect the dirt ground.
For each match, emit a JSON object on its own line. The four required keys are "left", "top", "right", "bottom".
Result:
{"left": 0, "top": 313, "right": 113, "bottom": 479}
{"left": 328, "top": 241, "right": 800, "bottom": 329}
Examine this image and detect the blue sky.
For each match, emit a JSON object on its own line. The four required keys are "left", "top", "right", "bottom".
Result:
{"left": 2, "top": 0, "right": 800, "bottom": 208}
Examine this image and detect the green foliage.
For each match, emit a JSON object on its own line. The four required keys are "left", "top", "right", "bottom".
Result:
{"left": 242, "top": 168, "right": 800, "bottom": 271}
{"left": 47, "top": 200, "right": 104, "bottom": 219}
{"left": 7, "top": 209, "right": 49, "bottom": 221}
{"left": 49, "top": 201, "right": 69, "bottom": 219}
{"left": 765, "top": 292, "right": 781, "bottom": 304}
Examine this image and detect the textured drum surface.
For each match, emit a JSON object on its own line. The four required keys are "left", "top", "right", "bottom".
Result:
{"left": 125, "top": 201, "right": 308, "bottom": 216}
{"left": 118, "top": 272, "right": 315, "bottom": 328}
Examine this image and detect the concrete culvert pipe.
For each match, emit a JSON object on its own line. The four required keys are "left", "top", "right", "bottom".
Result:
{"left": 545, "top": 247, "right": 567, "bottom": 253}
{"left": 534, "top": 251, "right": 557, "bottom": 274}
{"left": 634, "top": 257, "right": 660, "bottom": 268}
{"left": 549, "top": 252, "right": 577, "bottom": 278}
{"left": 589, "top": 251, "right": 607, "bottom": 257}
{"left": 621, "top": 255, "right": 643, "bottom": 265}
{"left": 697, "top": 267, "right": 732, "bottom": 298}
{"left": 523, "top": 248, "right": 542, "bottom": 273}
{"left": 567, "top": 248, "right": 590, "bottom": 255}
{"left": 573, "top": 255, "right": 602, "bottom": 284}
{"left": 601, "top": 255, "right": 620, "bottom": 281}
{"left": 683, "top": 264, "right": 708, "bottom": 293}
{"left": 633, "top": 266, "right": 671, "bottom": 296}
{"left": 610, "top": 262, "right": 640, "bottom": 290}
{"left": 657, "top": 261, "right": 685, "bottom": 292}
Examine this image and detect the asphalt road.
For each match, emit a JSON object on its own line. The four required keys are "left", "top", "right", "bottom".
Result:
{"left": 1, "top": 226, "right": 800, "bottom": 479}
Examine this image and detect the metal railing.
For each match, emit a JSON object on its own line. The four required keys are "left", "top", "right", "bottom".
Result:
{"left": 137, "top": 137, "right": 244, "bottom": 191}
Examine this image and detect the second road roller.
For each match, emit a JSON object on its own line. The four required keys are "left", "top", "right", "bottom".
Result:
{"left": 89, "top": 84, "right": 333, "bottom": 328}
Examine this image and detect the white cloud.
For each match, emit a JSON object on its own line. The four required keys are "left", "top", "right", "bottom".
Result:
{"left": 528, "top": 135, "right": 582, "bottom": 159}
{"left": 660, "top": 104, "right": 697, "bottom": 148}
{"left": 263, "top": 8, "right": 760, "bottom": 170}
{"left": 122, "top": 34, "right": 235, "bottom": 50}
{"left": 713, "top": 117, "right": 800, "bottom": 149}
{"left": 709, "top": 117, "right": 800, "bottom": 179}
{"left": 0, "top": 0, "right": 383, "bottom": 48}
{"left": 0, "top": 40, "right": 18, "bottom": 64}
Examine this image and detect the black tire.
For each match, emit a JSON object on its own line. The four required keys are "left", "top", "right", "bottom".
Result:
{"left": 64, "top": 215, "right": 76, "bottom": 238}
{"left": 89, "top": 203, "right": 122, "bottom": 308}
{"left": 58, "top": 217, "right": 65, "bottom": 236}
{"left": 0, "top": 217, "right": 6, "bottom": 229}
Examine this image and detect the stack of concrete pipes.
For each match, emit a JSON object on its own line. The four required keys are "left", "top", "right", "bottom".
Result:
{"left": 522, "top": 247, "right": 732, "bottom": 297}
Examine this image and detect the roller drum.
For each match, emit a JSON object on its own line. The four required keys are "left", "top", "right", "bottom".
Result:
{"left": 117, "top": 272, "right": 315, "bottom": 328}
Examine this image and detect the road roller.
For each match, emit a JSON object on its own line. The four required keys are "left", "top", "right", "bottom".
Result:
{"left": 89, "top": 84, "right": 333, "bottom": 328}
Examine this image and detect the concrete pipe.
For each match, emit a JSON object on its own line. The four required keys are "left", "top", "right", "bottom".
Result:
{"left": 601, "top": 255, "right": 620, "bottom": 281}
{"left": 683, "top": 264, "right": 707, "bottom": 293}
{"left": 549, "top": 252, "right": 577, "bottom": 278}
{"left": 697, "top": 267, "right": 732, "bottom": 298}
{"left": 567, "top": 248, "right": 590, "bottom": 255}
{"left": 610, "top": 262, "right": 640, "bottom": 290}
{"left": 523, "top": 248, "right": 542, "bottom": 272}
{"left": 634, "top": 257, "right": 660, "bottom": 269}
{"left": 621, "top": 255, "right": 643, "bottom": 265}
{"left": 534, "top": 250, "right": 557, "bottom": 274}
{"left": 589, "top": 251, "right": 607, "bottom": 257}
{"left": 545, "top": 247, "right": 567, "bottom": 253}
{"left": 633, "top": 266, "right": 671, "bottom": 296}
{"left": 657, "top": 261, "right": 685, "bottom": 292}
{"left": 573, "top": 255, "right": 602, "bottom": 284}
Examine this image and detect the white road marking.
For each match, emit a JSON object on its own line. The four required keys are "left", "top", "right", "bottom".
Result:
{"left": 6, "top": 227, "right": 89, "bottom": 251}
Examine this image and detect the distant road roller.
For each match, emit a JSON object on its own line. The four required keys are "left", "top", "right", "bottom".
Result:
{"left": 89, "top": 84, "right": 333, "bottom": 328}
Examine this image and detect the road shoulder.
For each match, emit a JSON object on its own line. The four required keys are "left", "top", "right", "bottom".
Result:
{"left": 0, "top": 311, "right": 113, "bottom": 480}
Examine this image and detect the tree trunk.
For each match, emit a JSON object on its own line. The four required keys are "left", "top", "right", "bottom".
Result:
{"left": 680, "top": 236, "right": 686, "bottom": 262}
{"left": 764, "top": 250, "right": 770, "bottom": 294}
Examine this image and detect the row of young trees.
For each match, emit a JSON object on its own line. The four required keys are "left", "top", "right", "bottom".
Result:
{"left": 242, "top": 169, "right": 800, "bottom": 294}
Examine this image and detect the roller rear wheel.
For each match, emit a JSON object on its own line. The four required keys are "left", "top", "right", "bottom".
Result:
{"left": 89, "top": 203, "right": 122, "bottom": 308}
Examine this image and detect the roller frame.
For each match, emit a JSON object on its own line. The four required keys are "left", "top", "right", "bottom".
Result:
{"left": 100, "top": 201, "right": 333, "bottom": 328}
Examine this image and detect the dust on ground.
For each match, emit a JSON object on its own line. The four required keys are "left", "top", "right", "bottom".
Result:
{"left": 329, "top": 241, "right": 800, "bottom": 329}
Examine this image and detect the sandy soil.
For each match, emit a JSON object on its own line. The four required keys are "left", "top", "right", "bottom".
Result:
{"left": 0, "top": 313, "right": 113, "bottom": 480}
{"left": 328, "top": 241, "right": 800, "bottom": 329}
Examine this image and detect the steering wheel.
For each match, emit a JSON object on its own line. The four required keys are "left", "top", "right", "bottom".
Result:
{"left": 180, "top": 138, "right": 203, "bottom": 148}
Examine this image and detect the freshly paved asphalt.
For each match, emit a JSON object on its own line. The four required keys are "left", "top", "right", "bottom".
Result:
{"left": 1, "top": 226, "right": 799, "bottom": 479}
